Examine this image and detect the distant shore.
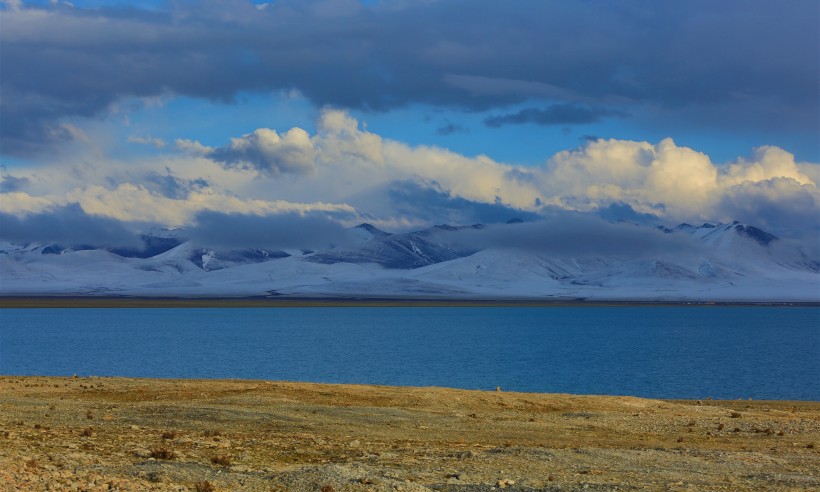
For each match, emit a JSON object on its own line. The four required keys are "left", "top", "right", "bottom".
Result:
{"left": 1, "top": 376, "right": 818, "bottom": 491}
{"left": 1, "top": 296, "right": 817, "bottom": 308}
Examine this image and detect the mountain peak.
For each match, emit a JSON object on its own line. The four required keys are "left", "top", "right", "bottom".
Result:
{"left": 354, "top": 223, "right": 391, "bottom": 237}
{"left": 732, "top": 223, "right": 778, "bottom": 246}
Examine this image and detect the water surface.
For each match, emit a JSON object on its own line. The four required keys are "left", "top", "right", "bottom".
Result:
{"left": 1, "top": 307, "right": 818, "bottom": 400}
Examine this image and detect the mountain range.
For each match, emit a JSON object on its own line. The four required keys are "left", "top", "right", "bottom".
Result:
{"left": 1, "top": 220, "right": 818, "bottom": 301}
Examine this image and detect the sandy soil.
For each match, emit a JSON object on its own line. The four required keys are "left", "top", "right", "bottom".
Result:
{"left": 1, "top": 376, "right": 818, "bottom": 491}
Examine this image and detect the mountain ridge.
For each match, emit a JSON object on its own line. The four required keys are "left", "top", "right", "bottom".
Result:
{"left": 1, "top": 220, "right": 818, "bottom": 301}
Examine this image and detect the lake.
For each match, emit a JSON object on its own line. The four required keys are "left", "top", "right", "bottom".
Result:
{"left": 1, "top": 306, "right": 818, "bottom": 400}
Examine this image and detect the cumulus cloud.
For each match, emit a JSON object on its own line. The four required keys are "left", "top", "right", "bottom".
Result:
{"left": 1, "top": 0, "right": 817, "bottom": 154}
{"left": 0, "top": 204, "right": 141, "bottom": 247}
{"left": 2, "top": 110, "right": 818, "bottom": 240}
{"left": 723, "top": 146, "right": 814, "bottom": 186}
{"left": 209, "top": 128, "right": 315, "bottom": 176}
{"left": 315, "top": 110, "right": 384, "bottom": 166}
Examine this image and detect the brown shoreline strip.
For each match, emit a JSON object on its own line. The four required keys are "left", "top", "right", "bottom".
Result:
{"left": 1, "top": 296, "right": 817, "bottom": 308}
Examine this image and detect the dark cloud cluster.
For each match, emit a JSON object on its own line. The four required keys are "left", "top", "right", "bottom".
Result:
{"left": 143, "top": 173, "right": 208, "bottom": 200}
{"left": 0, "top": 175, "right": 31, "bottom": 193}
{"left": 0, "top": 206, "right": 353, "bottom": 250}
{"left": 484, "top": 104, "right": 629, "bottom": 128}
{"left": 717, "top": 178, "right": 820, "bottom": 240}
{"left": 188, "top": 210, "right": 350, "bottom": 249}
{"left": 436, "top": 212, "right": 703, "bottom": 257}
{"left": 0, "top": 204, "right": 142, "bottom": 247}
{"left": 435, "top": 122, "right": 469, "bottom": 136}
{"left": 2, "top": 0, "right": 817, "bottom": 154}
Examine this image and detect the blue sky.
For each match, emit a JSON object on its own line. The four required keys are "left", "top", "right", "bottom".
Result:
{"left": 1, "top": 0, "right": 818, "bottom": 244}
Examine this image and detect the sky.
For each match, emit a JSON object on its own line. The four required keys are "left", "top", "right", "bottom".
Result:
{"left": 1, "top": 0, "right": 819, "bottom": 248}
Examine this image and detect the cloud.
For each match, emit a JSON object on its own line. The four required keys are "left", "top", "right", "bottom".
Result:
{"left": 435, "top": 122, "right": 469, "bottom": 136}
{"left": 0, "top": 175, "right": 31, "bottom": 193}
{"left": 722, "top": 146, "right": 814, "bottom": 187}
{"left": 385, "top": 180, "right": 541, "bottom": 226}
{"left": 484, "top": 104, "right": 629, "bottom": 127}
{"left": 717, "top": 178, "right": 820, "bottom": 238}
{"left": 188, "top": 210, "right": 350, "bottom": 249}
{"left": 2, "top": 110, "right": 818, "bottom": 240}
{"left": 2, "top": 182, "right": 356, "bottom": 228}
{"left": 595, "top": 203, "right": 662, "bottom": 225}
{"left": 535, "top": 138, "right": 820, "bottom": 235}
{"left": 175, "top": 139, "right": 214, "bottom": 154}
{"left": 437, "top": 213, "right": 703, "bottom": 257}
{"left": 127, "top": 135, "right": 167, "bottom": 149}
{"left": 143, "top": 173, "right": 208, "bottom": 200}
{"left": 209, "top": 127, "right": 315, "bottom": 176}
{"left": 315, "top": 109, "right": 385, "bottom": 166}
{"left": 1, "top": 0, "right": 817, "bottom": 153}
{"left": 0, "top": 204, "right": 141, "bottom": 247}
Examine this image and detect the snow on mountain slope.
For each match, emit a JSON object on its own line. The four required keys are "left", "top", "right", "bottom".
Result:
{"left": 1, "top": 221, "right": 817, "bottom": 301}
{"left": 308, "top": 223, "right": 479, "bottom": 269}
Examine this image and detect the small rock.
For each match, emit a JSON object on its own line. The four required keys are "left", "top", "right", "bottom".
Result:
{"left": 497, "top": 479, "right": 515, "bottom": 488}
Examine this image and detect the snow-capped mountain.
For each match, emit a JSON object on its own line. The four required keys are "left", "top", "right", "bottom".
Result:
{"left": 1, "top": 221, "right": 817, "bottom": 301}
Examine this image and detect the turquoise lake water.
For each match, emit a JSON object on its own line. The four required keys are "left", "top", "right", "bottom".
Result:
{"left": 1, "top": 307, "right": 818, "bottom": 400}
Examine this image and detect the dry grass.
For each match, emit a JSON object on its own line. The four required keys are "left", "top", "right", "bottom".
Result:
{"left": 149, "top": 447, "right": 176, "bottom": 460}
{"left": 2, "top": 376, "right": 819, "bottom": 491}
{"left": 211, "top": 454, "right": 232, "bottom": 466}
{"left": 193, "top": 481, "right": 216, "bottom": 492}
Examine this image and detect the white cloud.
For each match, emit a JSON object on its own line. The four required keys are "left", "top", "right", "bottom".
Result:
{"left": 209, "top": 127, "right": 315, "bottom": 176}
{"left": 4, "top": 110, "right": 818, "bottom": 237}
{"left": 315, "top": 109, "right": 385, "bottom": 167}
{"left": 3, "top": 184, "right": 354, "bottom": 228}
{"left": 540, "top": 137, "right": 818, "bottom": 227}
{"left": 542, "top": 138, "right": 720, "bottom": 217}
{"left": 175, "top": 138, "right": 214, "bottom": 154}
{"left": 722, "top": 146, "right": 814, "bottom": 186}
{"left": 2, "top": 0, "right": 22, "bottom": 11}
{"left": 128, "top": 135, "right": 167, "bottom": 149}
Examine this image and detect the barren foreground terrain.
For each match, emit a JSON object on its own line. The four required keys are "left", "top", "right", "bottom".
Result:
{"left": 1, "top": 377, "right": 818, "bottom": 491}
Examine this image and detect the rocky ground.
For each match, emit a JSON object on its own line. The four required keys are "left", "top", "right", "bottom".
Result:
{"left": 0, "top": 376, "right": 818, "bottom": 491}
